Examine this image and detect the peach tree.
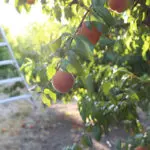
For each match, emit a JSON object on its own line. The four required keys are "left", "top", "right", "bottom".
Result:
{"left": 5, "top": 0, "right": 150, "bottom": 143}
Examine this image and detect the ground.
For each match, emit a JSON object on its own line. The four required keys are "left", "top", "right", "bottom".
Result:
{"left": 0, "top": 94, "right": 149, "bottom": 150}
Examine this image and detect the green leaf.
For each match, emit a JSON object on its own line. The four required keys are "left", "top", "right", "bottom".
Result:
{"left": 93, "top": 6, "right": 115, "bottom": 26}
{"left": 54, "top": 4, "right": 62, "bottom": 21}
{"left": 42, "top": 94, "right": 51, "bottom": 107}
{"left": 46, "top": 64, "right": 56, "bottom": 80}
{"left": 16, "top": 5, "right": 23, "bottom": 13}
{"left": 74, "top": 35, "right": 94, "bottom": 61}
{"left": 92, "top": 0, "right": 106, "bottom": 7}
{"left": 44, "top": 88, "right": 57, "bottom": 103}
{"left": 125, "top": 89, "right": 139, "bottom": 101}
{"left": 24, "top": 4, "right": 31, "bottom": 13}
{"left": 60, "top": 59, "right": 69, "bottom": 71}
{"left": 115, "top": 139, "right": 122, "bottom": 150}
{"left": 38, "top": 67, "right": 48, "bottom": 84}
{"left": 4, "top": 0, "right": 9, "bottom": 3}
{"left": 97, "top": 23, "right": 109, "bottom": 34}
{"left": 102, "top": 82, "right": 113, "bottom": 95}
{"left": 88, "top": 21, "right": 108, "bottom": 33}
{"left": 81, "top": 134, "right": 93, "bottom": 147}
{"left": 113, "top": 67, "right": 131, "bottom": 75}
{"left": 146, "top": 0, "right": 150, "bottom": 6}
{"left": 71, "top": 143, "right": 82, "bottom": 150}
{"left": 84, "top": 21, "right": 93, "bottom": 30}
{"left": 49, "top": 37, "right": 62, "bottom": 52}
{"left": 85, "top": 74, "right": 94, "bottom": 95}
{"left": 15, "top": 0, "right": 19, "bottom": 7}
{"left": 142, "top": 36, "right": 150, "bottom": 61}
{"left": 20, "top": 58, "right": 33, "bottom": 70}
{"left": 67, "top": 51, "right": 84, "bottom": 75}
{"left": 130, "top": 92, "right": 139, "bottom": 101}
{"left": 92, "top": 125, "right": 101, "bottom": 141}
{"left": 15, "top": 0, "right": 26, "bottom": 6}
{"left": 64, "top": 7, "right": 74, "bottom": 20}
{"left": 99, "top": 36, "right": 115, "bottom": 47}
{"left": 63, "top": 144, "right": 82, "bottom": 150}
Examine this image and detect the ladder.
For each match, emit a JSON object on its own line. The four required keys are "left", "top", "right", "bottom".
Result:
{"left": 0, "top": 27, "right": 36, "bottom": 108}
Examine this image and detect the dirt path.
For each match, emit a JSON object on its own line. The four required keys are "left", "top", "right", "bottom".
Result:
{"left": 0, "top": 98, "right": 149, "bottom": 150}
{"left": 0, "top": 100, "right": 110, "bottom": 150}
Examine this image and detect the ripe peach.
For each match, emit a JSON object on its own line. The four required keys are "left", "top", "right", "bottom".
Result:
{"left": 52, "top": 70, "right": 74, "bottom": 93}
{"left": 77, "top": 22, "right": 102, "bottom": 45}
{"left": 27, "top": 0, "right": 35, "bottom": 4}
{"left": 108, "top": 0, "right": 131, "bottom": 13}
{"left": 135, "top": 146, "right": 148, "bottom": 150}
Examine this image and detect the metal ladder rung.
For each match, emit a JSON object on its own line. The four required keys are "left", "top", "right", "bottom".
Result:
{"left": 0, "top": 60, "right": 15, "bottom": 66}
{"left": 0, "top": 27, "right": 36, "bottom": 108}
{"left": 0, "top": 94, "right": 32, "bottom": 104}
{"left": 0, "top": 77, "right": 23, "bottom": 85}
{"left": 0, "top": 42, "right": 7, "bottom": 47}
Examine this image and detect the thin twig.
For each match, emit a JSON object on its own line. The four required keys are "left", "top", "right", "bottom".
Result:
{"left": 64, "top": 4, "right": 92, "bottom": 50}
{"left": 74, "top": 4, "right": 92, "bottom": 35}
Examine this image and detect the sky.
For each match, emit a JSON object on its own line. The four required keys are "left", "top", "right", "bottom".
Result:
{"left": 0, "top": 1, "right": 48, "bottom": 36}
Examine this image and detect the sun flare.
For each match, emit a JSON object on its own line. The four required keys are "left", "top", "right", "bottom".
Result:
{"left": 0, "top": 1, "right": 48, "bottom": 36}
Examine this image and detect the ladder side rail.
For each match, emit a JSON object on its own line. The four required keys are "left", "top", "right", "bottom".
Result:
{"left": 0, "top": 28, "right": 36, "bottom": 108}
{"left": 0, "top": 28, "right": 30, "bottom": 91}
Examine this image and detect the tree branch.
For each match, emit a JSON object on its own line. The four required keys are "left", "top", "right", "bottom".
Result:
{"left": 74, "top": 4, "right": 92, "bottom": 35}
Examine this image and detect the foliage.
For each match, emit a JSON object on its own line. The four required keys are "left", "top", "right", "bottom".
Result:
{"left": 0, "top": 28, "right": 18, "bottom": 80}
{"left": 63, "top": 143, "right": 82, "bottom": 150}
{"left": 115, "top": 127, "right": 150, "bottom": 150}
{"left": 3, "top": 0, "right": 150, "bottom": 142}
{"left": 0, "top": 27, "right": 25, "bottom": 96}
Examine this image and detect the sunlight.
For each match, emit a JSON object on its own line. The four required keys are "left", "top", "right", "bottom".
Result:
{"left": 0, "top": 1, "right": 48, "bottom": 36}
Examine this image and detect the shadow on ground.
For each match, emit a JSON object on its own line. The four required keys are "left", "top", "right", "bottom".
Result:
{"left": 0, "top": 101, "right": 149, "bottom": 150}
{"left": 0, "top": 102, "right": 109, "bottom": 150}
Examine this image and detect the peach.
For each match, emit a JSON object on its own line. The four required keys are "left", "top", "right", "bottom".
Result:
{"left": 77, "top": 22, "right": 102, "bottom": 45}
{"left": 52, "top": 70, "right": 74, "bottom": 93}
